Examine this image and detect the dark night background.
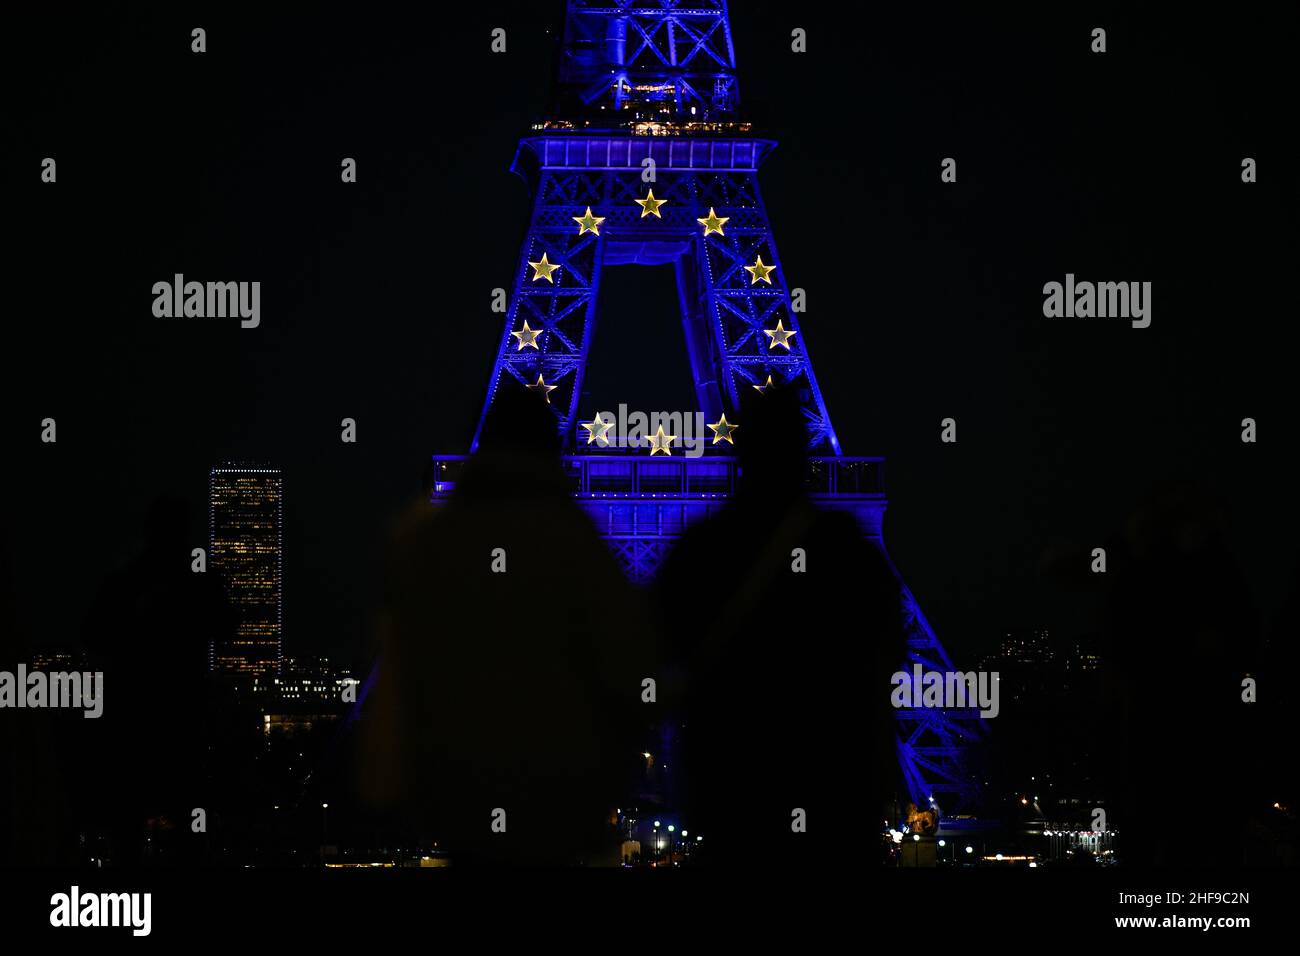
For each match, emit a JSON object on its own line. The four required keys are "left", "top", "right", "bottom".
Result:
{"left": 8, "top": 1, "right": 1295, "bottom": 671}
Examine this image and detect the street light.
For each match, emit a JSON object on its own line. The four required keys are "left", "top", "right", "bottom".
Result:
{"left": 320, "top": 803, "right": 330, "bottom": 866}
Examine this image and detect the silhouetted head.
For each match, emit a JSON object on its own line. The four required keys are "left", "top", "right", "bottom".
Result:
{"left": 476, "top": 383, "right": 563, "bottom": 459}
{"left": 1126, "top": 480, "right": 1228, "bottom": 559}
{"left": 735, "top": 385, "right": 807, "bottom": 501}
{"left": 460, "top": 383, "right": 567, "bottom": 498}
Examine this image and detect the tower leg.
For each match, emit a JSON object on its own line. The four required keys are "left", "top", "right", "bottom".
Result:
{"left": 474, "top": 169, "right": 608, "bottom": 450}
{"left": 877, "top": 543, "right": 986, "bottom": 817}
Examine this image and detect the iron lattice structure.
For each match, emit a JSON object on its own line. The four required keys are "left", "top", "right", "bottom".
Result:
{"left": 556, "top": 0, "right": 740, "bottom": 120}
{"left": 474, "top": 135, "right": 839, "bottom": 453}
{"left": 438, "top": 0, "right": 985, "bottom": 819}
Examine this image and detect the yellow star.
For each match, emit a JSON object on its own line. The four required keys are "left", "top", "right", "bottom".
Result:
{"left": 573, "top": 207, "right": 605, "bottom": 236}
{"left": 697, "top": 207, "right": 729, "bottom": 236}
{"left": 647, "top": 425, "right": 675, "bottom": 456}
{"left": 707, "top": 415, "right": 738, "bottom": 445}
{"left": 744, "top": 254, "right": 775, "bottom": 285}
{"left": 763, "top": 320, "right": 798, "bottom": 350}
{"left": 528, "top": 252, "right": 561, "bottom": 283}
{"left": 635, "top": 189, "right": 667, "bottom": 218}
{"left": 526, "top": 374, "right": 558, "bottom": 403}
{"left": 752, "top": 374, "right": 775, "bottom": 393}
{"left": 511, "top": 320, "right": 542, "bottom": 350}
{"left": 582, "top": 414, "right": 614, "bottom": 446}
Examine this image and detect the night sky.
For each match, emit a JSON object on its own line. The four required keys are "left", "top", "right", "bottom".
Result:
{"left": 9, "top": 2, "right": 1294, "bottom": 665}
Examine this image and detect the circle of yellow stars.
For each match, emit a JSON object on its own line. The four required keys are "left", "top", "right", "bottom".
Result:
{"left": 521, "top": 195, "right": 795, "bottom": 431}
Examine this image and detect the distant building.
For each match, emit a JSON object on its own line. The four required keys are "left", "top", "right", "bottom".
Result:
{"left": 983, "top": 628, "right": 1055, "bottom": 668}
{"left": 979, "top": 629, "right": 1058, "bottom": 703}
{"left": 1042, "top": 823, "right": 1116, "bottom": 863}
{"left": 254, "top": 656, "right": 356, "bottom": 736}
{"left": 30, "top": 649, "right": 90, "bottom": 672}
{"left": 1069, "top": 642, "right": 1103, "bottom": 672}
{"left": 209, "top": 466, "right": 283, "bottom": 674}
{"left": 978, "top": 630, "right": 1103, "bottom": 693}
{"left": 251, "top": 656, "right": 355, "bottom": 703}
{"left": 978, "top": 628, "right": 1108, "bottom": 823}
{"left": 980, "top": 629, "right": 1102, "bottom": 675}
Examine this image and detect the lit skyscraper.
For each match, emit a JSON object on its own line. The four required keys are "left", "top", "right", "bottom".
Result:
{"left": 209, "top": 465, "right": 283, "bottom": 674}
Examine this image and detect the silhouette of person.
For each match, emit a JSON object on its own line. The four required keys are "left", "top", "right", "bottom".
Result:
{"left": 81, "top": 494, "right": 233, "bottom": 865}
{"left": 363, "top": 385, "right": 659, "bottom": 866}
{"left": 1104, "top": 482, "right": 1261, "bottom": 867}
{"left": 652, "top": 386, "right": 904, "bottom": 867}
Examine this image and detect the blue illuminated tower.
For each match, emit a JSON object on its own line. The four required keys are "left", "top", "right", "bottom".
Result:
{"left": 433, "top": 0, "right": 984, "bottom": 820}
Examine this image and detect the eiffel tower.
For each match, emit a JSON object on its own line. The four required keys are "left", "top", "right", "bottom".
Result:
{"left": 432, "top": 0, "right": 985, "bottom": 821}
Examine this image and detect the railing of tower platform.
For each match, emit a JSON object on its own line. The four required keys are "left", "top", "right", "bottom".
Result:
{"left": 428, "top": 455, "right": 886, "bottom": 500}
